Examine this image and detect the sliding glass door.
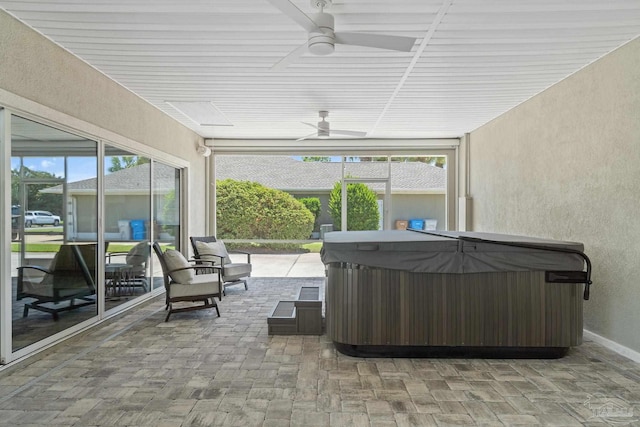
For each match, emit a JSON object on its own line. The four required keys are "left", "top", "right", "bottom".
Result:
{"left": 103, "top": 146, "right": 151, "bottom": 310}
{"left": 151, "top": 161, "right": 181, "bottom": 291}
{"left": 10, "top": 116, "right": 98, "bottom": 351}
{"left": 2, "top": 112, "right": 186, "bottom": 363}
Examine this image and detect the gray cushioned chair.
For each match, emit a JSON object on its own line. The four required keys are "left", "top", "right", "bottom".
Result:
{"left": 152, "top": 242, "right": 221, "bottom": 321}
{"left": 190, "top": 236, "right": 251, "bottom": 296}
{"left": 105, "top": 241, "right": 150, "bottom": 296}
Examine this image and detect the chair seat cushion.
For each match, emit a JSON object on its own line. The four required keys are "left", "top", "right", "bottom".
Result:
{"left": 222, "top": 263, "right": 251, "bottom": 281}
{"left": 171, "top": 274, "right": 220, "bottom": 298}
{"left": 163, "top": 250, "right": 194, "bottom": 283}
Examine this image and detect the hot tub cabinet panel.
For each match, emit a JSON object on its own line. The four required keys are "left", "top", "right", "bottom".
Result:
{"left": 326, "top": 266, "right": 583, "bottom": 348}
{"left": 321, "top": 231, "right": 590, "bottom": 357}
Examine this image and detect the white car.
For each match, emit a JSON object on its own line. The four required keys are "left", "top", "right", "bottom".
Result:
{"left": 24, "top": 210, "right": 61, "bottom": 227}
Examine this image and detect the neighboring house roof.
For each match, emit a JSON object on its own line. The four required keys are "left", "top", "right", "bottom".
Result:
{"left": 216, "top": 156, "right": 446, "bottom": 193}
{"left": 44, "top": 163, "right": 177, "bottom": 195}
{"left": 47, "top": 156, "right": 445, "bottom": 195}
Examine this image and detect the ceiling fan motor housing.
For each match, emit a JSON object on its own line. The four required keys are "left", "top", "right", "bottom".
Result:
{"left": 308, "top": 12, "right": 335, "bottom": 55}
{"left": 317, "top": 111, "right": 330, "bottom": 138}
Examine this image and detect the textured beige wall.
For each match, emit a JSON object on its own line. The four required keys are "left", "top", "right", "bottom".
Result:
{"left": 469, "top": 37, "right": 640, "bottom": 352}
{"left": 0, "top": 10, "right": 207, "bottom": 236}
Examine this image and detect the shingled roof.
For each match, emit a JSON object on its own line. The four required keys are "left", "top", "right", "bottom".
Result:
{"left": 59, "top": 156, "right": 445, "bottom": 194}
{"left": 50, "top": 162, "right": 177, "bottom": 194}
{"left": 216, "top": 156, "right": 445, "bottom": 193}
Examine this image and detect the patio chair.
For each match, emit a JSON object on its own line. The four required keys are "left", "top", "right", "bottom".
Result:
{"left": 17, "top": 243, "right": 97, "bottom": 320}
{"left": 190, "top": 236, "right": 252, "bottom": 295}
{"left": 152, "top": 242, "right": 221, "bottom": 321}
{"left": 105, "top": 241, "right": 150, "bottom": 296}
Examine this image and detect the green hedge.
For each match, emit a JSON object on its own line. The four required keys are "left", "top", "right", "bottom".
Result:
{"left": 328, "top": 181, "right": 380, "bottom": 231}
{"left": 298, "top": 197, "right": 321, "bottom": 231}
{"left": 216, "top": 179, "right": 314, "bottom": 239}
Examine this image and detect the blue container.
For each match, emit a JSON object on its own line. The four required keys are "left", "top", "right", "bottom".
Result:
{"left": 408, "top": 219, "right": 425, "bottom": 230}
{"left": 130, "top": 219, "right": 145, "bottom": 230}
{"left": 132, "top": 230, "right": 146, "bottom": 240}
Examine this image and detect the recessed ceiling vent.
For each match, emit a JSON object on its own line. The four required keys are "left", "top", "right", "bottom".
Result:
{"left": 166, "top": 101, "right": 233, "bottom": 127}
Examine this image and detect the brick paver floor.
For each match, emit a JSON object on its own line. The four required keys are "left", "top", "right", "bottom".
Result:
{"left": 1, "top": 277, "right": 639, "bottom": 426}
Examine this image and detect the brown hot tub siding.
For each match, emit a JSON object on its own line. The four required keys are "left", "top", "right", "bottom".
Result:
{"left": 325, "top": 265, "right": 583, "bottom": 349}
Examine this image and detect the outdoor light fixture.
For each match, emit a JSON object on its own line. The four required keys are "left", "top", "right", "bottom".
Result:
{"left": 196, "top": 145, "right": 212, "bottom": 157}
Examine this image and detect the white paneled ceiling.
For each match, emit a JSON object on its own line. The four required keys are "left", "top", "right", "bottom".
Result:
{"left": 1, "top": 0, "right": 639, "bottom": 140}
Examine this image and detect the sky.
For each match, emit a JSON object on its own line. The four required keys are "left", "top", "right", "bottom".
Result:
{"left": 11, "top": 156, "right": 98, "bottom": 182}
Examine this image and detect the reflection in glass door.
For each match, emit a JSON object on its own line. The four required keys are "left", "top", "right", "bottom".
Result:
{"left": 10, "top": 115, "right": 98, "bottom": 352}
{"left": 19, "top": 180, "right": 65, "bottom": 267}
{"left": 103, "top": 146, "right": 151, "bottom": 309}
{"left": 152, "top": 161, "right": 181, "bottom": 291}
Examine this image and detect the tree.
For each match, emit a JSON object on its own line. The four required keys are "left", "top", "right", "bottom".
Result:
{"left": 328, "top": 181, "right": 379, "bottom": 231}
{"left": 11, "top": 167, "right": 63, "bottom": 215}
{"left": 108, "top": 156, "right": 150, "bottom": 172}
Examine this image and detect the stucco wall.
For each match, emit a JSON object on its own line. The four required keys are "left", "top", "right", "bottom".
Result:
{"left": 469, "top": 37, "right": 640, "bottom": 352}
{"left": 0, "top": 10, "right": 207, "bottom": 236}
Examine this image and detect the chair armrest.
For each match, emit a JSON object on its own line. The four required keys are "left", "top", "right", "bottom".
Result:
{"left": 167, "top": 265, "right": 205, "bottom": 274}
{"left": 17, "top": 265, "right": 51, "bottom": 274}
{"left": 193, "top": 254, "right": 226, "bottom": 264}
{"left": 17, "top": 265, "right": 51, "bottom": 300}
{"left": 106, "top": 252, "right": 128, "bottom": 262}
{"left": 228, "top": 250, "right": 251, "bottom": 263}
{"left": 167, "top": 265, "right": 218, "bottom": 276}
{"left": 189, "top": 258, "right": 214, "bottom": 265}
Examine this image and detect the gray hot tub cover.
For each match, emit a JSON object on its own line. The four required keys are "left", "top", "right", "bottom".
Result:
{"left": 320, "top": 230, "right": 585, "bottom": 274}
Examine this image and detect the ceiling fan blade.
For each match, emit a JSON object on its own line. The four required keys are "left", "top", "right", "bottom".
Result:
{"left": 302, "top": 122, "right": 321, "bottom": 130}
{"left": 265, "top": 0, "right": 319, "bottom": 33}
{"left": 271, "top": 41, "right": 308, "bottom": 71}
{"left": 335, "top": 32, "right": 416, "bottom": 52}
{"left": 296, "top": 132, "right": 318, "bottom": 142}
{"left": 331, "top": 129, "right": 367, "bottom": 137}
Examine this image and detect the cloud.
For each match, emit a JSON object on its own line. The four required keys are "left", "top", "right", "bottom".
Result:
{"left": 41, "top": 160, "right": 56, "bottom": 168}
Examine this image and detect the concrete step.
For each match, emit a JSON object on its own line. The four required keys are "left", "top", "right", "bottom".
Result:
{"left": 268, "top": 286, "right": 323, "bottom": 335}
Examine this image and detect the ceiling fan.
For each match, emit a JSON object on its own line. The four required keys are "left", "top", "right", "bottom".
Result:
{"left": 296, "top": 111, "right": 367, "bottom": 141}
{"left": 267, "top": 0, "right": 417, "bottom": 70}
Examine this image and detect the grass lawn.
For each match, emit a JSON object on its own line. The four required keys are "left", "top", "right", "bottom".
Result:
{"left": 302, "top": 242, "right": 323, "bottom": 253}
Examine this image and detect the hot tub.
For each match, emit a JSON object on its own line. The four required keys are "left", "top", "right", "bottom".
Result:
{"left": 321, "top": 230, "right": 592, "bottom": 358}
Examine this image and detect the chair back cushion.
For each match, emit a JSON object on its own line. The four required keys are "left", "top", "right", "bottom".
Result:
{"left": 195, "top": 240, "right": 230, "bottom": 265}
{"left": 163, "top": 250, "right": 194, "bottom": 283}
{"left": 126, "top": 242, "right": 150, "bottom": 267}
